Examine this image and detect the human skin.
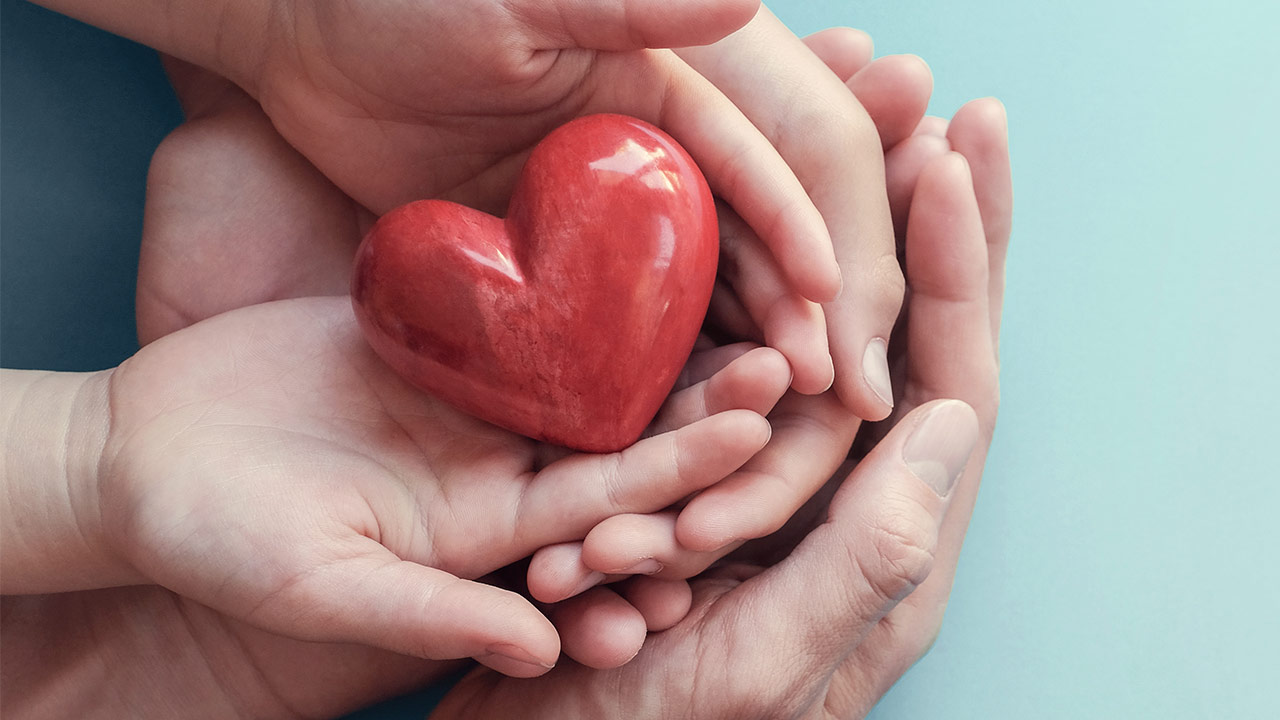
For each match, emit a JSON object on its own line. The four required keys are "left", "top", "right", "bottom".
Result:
{"left": 0, "top": 92, "right": 1009, "bottom": 719}
{"left": 127, "top": 25, "right": 946, "bottom": 666}
{"left": 0, "top": 300, "right": 781, "bottom": 678}
{"left": 34, "top": 0, "right": 909, "bottom": 415}
{"left": 431, "top": 104, "right": 1011, "bottom": 718}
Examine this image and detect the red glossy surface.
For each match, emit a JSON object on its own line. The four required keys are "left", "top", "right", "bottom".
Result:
{"left": 351, "top": 114, "right": 719, "bottom": 452}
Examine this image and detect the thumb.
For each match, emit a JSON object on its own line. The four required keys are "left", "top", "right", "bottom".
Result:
{"left": 246, "top": 539, "right": 560, "bottom": 678}
{"left": 743, "top": 399, "right": 979, "bottom": 664}
{"left": 513, "top": 0, "right": 760, "bottom": 51}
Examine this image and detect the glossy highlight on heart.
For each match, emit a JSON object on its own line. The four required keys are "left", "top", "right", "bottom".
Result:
{"left": 351, "top": 114, "right": 718, "bottom": 452}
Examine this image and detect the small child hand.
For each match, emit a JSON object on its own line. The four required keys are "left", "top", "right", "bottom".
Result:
{"left": 97, "top": 297, "right": 772, "bottom": 677}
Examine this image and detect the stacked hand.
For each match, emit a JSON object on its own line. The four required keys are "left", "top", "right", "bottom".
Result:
{"left": 122, "top": 0, "right": 911, "bottom": 410}
{"left": 138, "top": 1, "right": 1008, "bottom": 667}
{"left": 4, "top": 2, "right": 1011, "bottom": 717}
{"left": 438, "top": 40, "right": 1012, "bottom": 717}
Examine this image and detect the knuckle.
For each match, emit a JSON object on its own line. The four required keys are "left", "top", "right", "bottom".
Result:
{"left": 868, "top": 252, "right": 907, "bottom": 317}
{"left": 866, "top": 502, "right": 938, "bottom": 604}
{"left": 776, "top": 85, "right": 876, "bottom": 145}
{"left": 599, "top": 452, "right": 631, "bottom": 512}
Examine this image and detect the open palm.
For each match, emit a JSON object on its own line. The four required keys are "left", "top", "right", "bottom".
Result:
{"left": 101, "top": 296, "right": 770, "bottom": 674}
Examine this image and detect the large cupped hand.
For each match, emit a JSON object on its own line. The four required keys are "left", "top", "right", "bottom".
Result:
{"left": 228, "top": 0, "right": 841, "bottom": 306}
{"left": 431, "top": 92, "right": 1012, "bottom": 719}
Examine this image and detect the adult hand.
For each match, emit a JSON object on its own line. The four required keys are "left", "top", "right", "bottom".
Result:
{"left": 1, "top": 585, "right": 452, "bottom": 718}
{"left": 524, "top": 29, "right": 938, "bottom": 602}
{"left": 137, "top": 31, "right": 940, "bottom": 669}
{"left": 38, "top": 0, "right": 842, "bottom": 299}
{"left": 434, "top": 94, "right": 1012, "bottom": 718}
{"left": 135, "top": 58, "right": 808, "bottom": 668}
{"left": 679, "top": 12, "right": 920, "bottom": 414}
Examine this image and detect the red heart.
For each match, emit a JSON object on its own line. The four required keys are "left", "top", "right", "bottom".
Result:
{"left": 351, "top": 114, "right": 718, "bottom": 452}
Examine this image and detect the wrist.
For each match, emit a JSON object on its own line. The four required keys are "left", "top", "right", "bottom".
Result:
{"left": 1, "top": 368, "right": 143, "bottom": 593}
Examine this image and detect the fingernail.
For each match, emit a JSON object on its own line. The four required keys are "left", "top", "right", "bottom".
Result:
{"left": 902, "top": 400, "right": 978, "bottom": 497}
{"left": 863, "top": 338, "right": 893, "bottom": 408}
{"left": 616, "top": 559, "right": 663, "bottom": 575}
{"left": 567, "top": 571, "right": 607, "bottom": 598}
{"left": 485, "top": 643, "right": 556, "bottom": 671}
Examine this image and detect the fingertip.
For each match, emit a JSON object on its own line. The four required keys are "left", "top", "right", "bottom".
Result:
{"left": 708, "top": 345, "right": 791, "bottom": 415}
{"left": 471, "top": 592, "right": 561, "bottom": 676}
{"left": 876, "top": 53, "right": 934, "bottom": 92}
{"left": 751, "top": 411, "right": 774, "bottom": 450}
{"left": 900, "top": 399, "right": 979, "bottom": 498}
{"left": 715, "top": 408, "right": 773, "bottom": 453}
{"left": 622, "top": 577, "right": 694, "bottom": 631}
{"left": 917, "top": 151, "right": 972, "bottom": 199}
{"left": 527, "top": 543, "right": 596, "bottom": 604}
{"left": 478, "top": 643, "right": 558, "bottom": 678}
{"left": 674, "top": 498, "right": 741, "bottom": 553}
{"left": 914, "top": 115, "right": 950, "bottom": 138}
{"left": 552, "top": 589, "right": 649, "bottom": 669}
{"left": 789, "top": 353, "right": 835, "bottom": 396}
{"left": 819, "top": 262, "right": 845, "bottom": 304}
{"left": 746, "top": 345, "right": 794, "bottom": 395}
{"left": 956, "top": 96, "right": 1009, "bottom": 132}
{"left": 790, "top": 233, "right": 843, "bottom": 304}
{"left": 761, "top": 295, "right": 831, "bottom": 396}
{"left": 849, "top": 53, "right": 934, "bottom": 149}
{"left": 834, "top": 372, "right": 893, "bottom": 422}
{"left": 802, "top": 26, "right": 875, "bottom": 81}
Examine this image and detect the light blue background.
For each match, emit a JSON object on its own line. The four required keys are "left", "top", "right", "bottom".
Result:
{"left": 3, "top": 0, "right": 1277, "bottom": 717}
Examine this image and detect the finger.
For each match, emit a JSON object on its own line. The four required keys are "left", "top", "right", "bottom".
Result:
{"left": 801, "top": 26, "right": 875, "bottom": 81}
{"left": 675, "top": 392, "right": 859, "bottom": 552}
{"left": 717, "top": 210, "right": 833, "bottom": 394}
{"left": 885, "top": 133, "right": 952, "bottom": 247}
{"left": 847, "top": 54, "right": 934, "bottom": 151}
{"left": 890, "top": 149, "right": 999, "bottom": 596}
{"left": 946, "top": 98, "right": 1013, "bottom": 346}
{"left": 589, "top": 55, "right": 844, "bottom": 303}
{"left": 914, "top": 115, "right": 949, "bottom": 138}
{"left": 527, "top": 541, "right": 607, "bottom": 604}
{"left": 618, "top": 576, "right": 693, "bottom": 631}
{"left": 677, "top": 8, "right": 901, "bottom": 419}
{"left": 741, "top": 399, "right": 979, "bottom": 663}
{"left": 522, "top": 409, "right": 771, "bottom": 547}
{"left": 582, "top": 511, "right": 733, "bottom": 579}
{"left": 901, "top": 153, "right": 996, "bottom": 420}
{"left": 650, "top": 346, "right": 791, "bottom": 435}
{"left": 516, "top": 0, "right": 760, "bottom": 51}
{"left": 526, "top": 540, "right": 692, "bottom": 632}
{"left": 675, "top": 341, "right": 762, "bottom": 390}
{"left": 548, "top": 586, "right": 648, "bottom": 669}
{"left": 835, "top": 132, "right": 1009, "bottom": 704}
{"left": 244, "top": 538, "right": 559, "bottom": 678}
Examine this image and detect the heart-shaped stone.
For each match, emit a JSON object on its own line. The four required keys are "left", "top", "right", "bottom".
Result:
{"left": 351, "top": 114, "right": 718, "bottom": 452}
